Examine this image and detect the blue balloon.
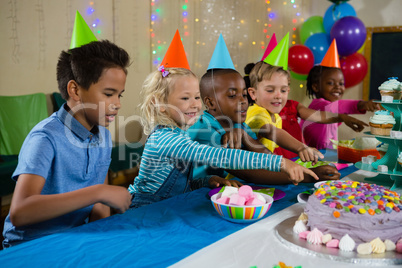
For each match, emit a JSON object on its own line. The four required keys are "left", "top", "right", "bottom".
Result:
{"left": 304, "top": 33, "right": 331, "bottom": 64}
{"left": 323, "top": 3, "right": 356, "bottom": 34}
{"left": 330, "top": 16, "right": 366, "bottom": 56}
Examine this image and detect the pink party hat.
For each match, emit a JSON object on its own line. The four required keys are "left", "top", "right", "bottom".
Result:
{"left": 263, "top": 32, "right": 289, "bottom": 70}
{"left": 261, "top": 33, "right": 277, "bottom": 61}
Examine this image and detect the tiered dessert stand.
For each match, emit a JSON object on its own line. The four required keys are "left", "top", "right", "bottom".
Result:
{"left": 355, "top": 100, "right": 402, "bottom": 193}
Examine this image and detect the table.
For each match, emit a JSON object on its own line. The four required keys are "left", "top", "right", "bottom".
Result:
{"left": 0, "top": 157, "right": 370, "bottom": 267}
{"left": 173, "top": 169, "right": 402, "bottom": 268}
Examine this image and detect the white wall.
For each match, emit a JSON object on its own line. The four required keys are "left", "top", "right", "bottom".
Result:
{"left": 1, "top": 0, "right": 401, "bottom": 142}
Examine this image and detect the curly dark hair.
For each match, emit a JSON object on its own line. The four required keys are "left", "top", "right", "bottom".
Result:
{"left": 306, "top": 65, "right": 340, "bottom": 99}
{"left": 56, "top": 40, "right": 130, "bottom": 100}
{"left": 243, "top": 63, "right": 255, "bottom": 104}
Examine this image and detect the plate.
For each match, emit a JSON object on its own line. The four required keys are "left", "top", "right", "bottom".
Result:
{"left": 297, "top": 192, "right": 310, "bottom": 203}
{"left": 314, "top": 181, "right": 327, "bottom": 189}
{"left": 297, "top": 181, "right": 331, "bottom": 204}
{"left": 274, "top": 216, "right": 402, "bottom": 265}
{"left": 208, "top": 186, "right": 286, "bottom": 201}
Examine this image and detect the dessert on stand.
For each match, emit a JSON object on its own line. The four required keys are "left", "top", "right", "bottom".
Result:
{"left": 355, "top": 100, "right": 402, "bottom": 193}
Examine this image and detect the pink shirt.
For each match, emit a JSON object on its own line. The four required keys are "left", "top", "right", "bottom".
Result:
{"left": 300, "top": 98, "right": 364, "bottom": 150}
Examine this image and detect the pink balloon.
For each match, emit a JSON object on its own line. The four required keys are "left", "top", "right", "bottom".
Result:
{"left": 340, "top": 53, "right": 368, "bottom": 88}
{"left": 288, "top": 45, "right": 315, "bottom": 75}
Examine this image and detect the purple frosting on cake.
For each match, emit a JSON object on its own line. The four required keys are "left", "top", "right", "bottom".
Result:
{"left": 304, "top": 180, "right": 402, "bottom": 244}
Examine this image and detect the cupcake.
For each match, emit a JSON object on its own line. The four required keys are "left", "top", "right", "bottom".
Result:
{"left": 378, "top": 77, "right": 401, "bottom": 100}
{"left": 369, "top": 110, "right": 396, "bottom": 136}
{"left": 398, "top": 152, "right": 402, "bottom": 167}
{"left": 377, "top": 143, "right": 388, "bottom": 158}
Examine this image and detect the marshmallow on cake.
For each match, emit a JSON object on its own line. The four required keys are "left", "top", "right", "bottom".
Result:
{"left": 378, "top": 77, "right": 401, "bottom": 100}
{"left": 369, "top": 110, "right": 395, "bottom": 136}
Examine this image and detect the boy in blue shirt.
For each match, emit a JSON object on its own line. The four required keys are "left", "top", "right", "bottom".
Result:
{"left": 2, "top": 40, "right": 132, "bottom": 248}
{"left": 189, "top": 68, "right": 340, "bottom": 184}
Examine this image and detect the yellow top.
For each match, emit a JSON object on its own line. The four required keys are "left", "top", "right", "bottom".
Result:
{"left": 245, "top": 103, "right": 282, "bottom": 153}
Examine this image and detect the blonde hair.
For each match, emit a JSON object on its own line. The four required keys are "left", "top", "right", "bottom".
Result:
{"left": 140, "top": 67, "right": 197, "bottom": 134}
{"left": 249, "top": 61, "right": 290, "bottom": 89}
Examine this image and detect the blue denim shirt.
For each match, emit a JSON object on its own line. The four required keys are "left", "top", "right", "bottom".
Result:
{"left": 2, "top": 104, "right": 112, "bottom": 248}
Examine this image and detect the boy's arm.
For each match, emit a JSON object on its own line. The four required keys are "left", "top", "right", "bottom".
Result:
{"left": 88, "top": 175, "right": 112, "bottom": 222}
{"left": 240, "top": 128, "right": 272, "bottom": 154}
{"left": 258, "top": 124, "right": 323, "bottom": 165}
{"left": 9, "top": 174, "right": 131, "bottom": 227}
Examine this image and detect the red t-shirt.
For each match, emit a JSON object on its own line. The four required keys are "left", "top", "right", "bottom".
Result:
{"left": 275, "top": 100, "right": 304, "bottom": 159}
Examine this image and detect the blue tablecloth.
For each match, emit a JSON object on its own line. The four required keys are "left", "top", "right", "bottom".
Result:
{"left": 0, "top": 161, "right": 356, "bottom": 267}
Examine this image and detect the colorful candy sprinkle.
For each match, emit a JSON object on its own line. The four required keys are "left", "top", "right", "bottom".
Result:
{"left": 385, "top": 207, "right": 392, "bottom": 213}
{"left": 333, "top": 211, "right": 341, "bottom": 218}
{"left": 313, "top": 180, "right": 401, "bottom": 217}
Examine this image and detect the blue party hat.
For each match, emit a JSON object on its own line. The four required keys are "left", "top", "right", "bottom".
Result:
{"left": 207, "top": 34, "right": 235, "bottom": 70}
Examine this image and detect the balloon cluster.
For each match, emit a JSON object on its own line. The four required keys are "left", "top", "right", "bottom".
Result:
{"left": 288, "top": 2, "right": 368, "bottom": 88}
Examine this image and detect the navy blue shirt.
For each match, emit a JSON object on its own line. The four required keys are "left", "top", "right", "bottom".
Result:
{"left": 3, "top": 104, "right": 112, "bottom": 248}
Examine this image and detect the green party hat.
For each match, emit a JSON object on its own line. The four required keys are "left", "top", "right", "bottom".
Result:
{"left": 263, "top": 32, "right": 289, "bottom": 70}
{"left": 70, "top": 11, "right": 98, "bottom": 49}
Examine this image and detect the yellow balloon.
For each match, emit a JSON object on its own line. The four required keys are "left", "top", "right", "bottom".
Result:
{"left": 357, "top": 41, "right": 366, "bottom": 54}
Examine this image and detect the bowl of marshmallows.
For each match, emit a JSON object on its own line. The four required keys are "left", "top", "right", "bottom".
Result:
{"left": 210, "top": 185, "right": 273, "bottom": 223}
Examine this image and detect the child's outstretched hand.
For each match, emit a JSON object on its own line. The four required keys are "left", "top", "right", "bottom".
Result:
{"left": 339, "top": 114, "right": 369, "bottom": 132}
{"left": 281, "top": 158, "right": 319, "bottom": 185}
{"left": 357, "top": 100, "right": 381, "bottom": 112}
{"left": 297, "top": 146, "right": 324, "bottom": 166}
{"left": 221, "top": 128, "right": 243, "bottom": 149}
{"left": 311, "top": 165, "right": 340, "bottom": 181}
{"left": 209, "top": 175, "right": 243, "bottom": 188}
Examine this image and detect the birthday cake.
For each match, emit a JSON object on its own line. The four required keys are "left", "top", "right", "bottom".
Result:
{"left": 295, "top": 180, "right": 402, "bottom": 254}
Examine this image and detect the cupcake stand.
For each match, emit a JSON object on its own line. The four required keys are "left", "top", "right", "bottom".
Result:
{"left": 355, "top": 100, "right": 402, "bottom": 193}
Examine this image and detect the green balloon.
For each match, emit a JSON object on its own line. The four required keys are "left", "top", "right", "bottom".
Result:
{"left": 290, "top": 71, "right": 307, "bottom": 81}
{"left": 300, "top": 16, "right": 325, "bottom": 44}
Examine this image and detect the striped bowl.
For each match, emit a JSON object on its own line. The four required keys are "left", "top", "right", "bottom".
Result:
{"left": 210, "top": 192, "right": 273, "bottom": 223}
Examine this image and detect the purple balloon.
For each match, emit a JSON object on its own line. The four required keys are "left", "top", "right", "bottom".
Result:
{"left": 330, "top": 16, "right": 366, "bottom": 56}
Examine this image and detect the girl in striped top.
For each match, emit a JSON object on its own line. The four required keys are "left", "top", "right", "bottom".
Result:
{"left": 128, "top": 67, "right": 318, "bottom": 208}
